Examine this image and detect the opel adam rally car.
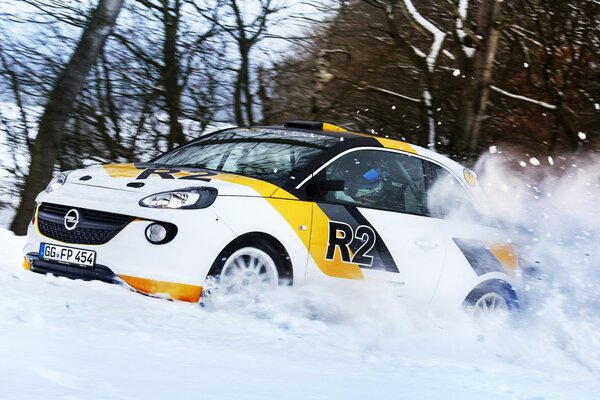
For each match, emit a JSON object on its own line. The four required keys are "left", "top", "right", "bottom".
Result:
{"left": 23, "top": 121, "right": 519, "bottom": 313}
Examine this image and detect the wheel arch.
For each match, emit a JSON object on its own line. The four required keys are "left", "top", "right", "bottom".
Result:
{"left": 207, "top": 231, "right": 294, "bottom": 284}
{"left": 463, "top": 279, "right": 519, "bottom": 310}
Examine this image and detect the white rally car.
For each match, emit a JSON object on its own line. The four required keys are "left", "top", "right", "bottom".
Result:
{"left": 23, "top": 121, "right": 519, "bottom": 313}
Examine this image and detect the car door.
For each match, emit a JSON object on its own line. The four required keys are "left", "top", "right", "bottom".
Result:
{"left": 306, "top": 148, "right": 448, "bottom": 303}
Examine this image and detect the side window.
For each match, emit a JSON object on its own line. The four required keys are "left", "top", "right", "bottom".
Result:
{"left": 321, "top": 150, "right": 426, "bottom": 215}
{"left": 427, "top": 164, "right": 473, "bottom": 219}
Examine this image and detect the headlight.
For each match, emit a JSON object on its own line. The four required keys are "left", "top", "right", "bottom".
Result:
{"left": 45, "top": 172, "right": 70, "bottom": 193}
{"left": 139, "top": 187, "right": 218, "bottom": 209}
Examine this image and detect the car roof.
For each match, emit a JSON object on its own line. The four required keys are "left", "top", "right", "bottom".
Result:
{"left": 252, "top": 121, "right": 474, "bottom": 187}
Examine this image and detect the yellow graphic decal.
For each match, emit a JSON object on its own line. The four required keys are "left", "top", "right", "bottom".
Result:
{"left": 463, "top": 169, "right": 477, "bottom": 186}
{"left": 271, "top": 188, "right": 298, "bottom": 200}
{"left": 104, "top": 164, "right": 214, "bottom": 180}
{"left": 213, "top": 174, "right": 279, "bottom": 197}
{"left": 119, "top": 274, "right": 203, "bottom": 302}
{"left": 22, "top": 257, "right": 31, "bottom": 271}
{"left": 309, "top": 206, "right": 364, "bottom": 280}
{"left": 322, "top": 123, "right": 348, "bottom": 132}
{"left": 345, "top": 131, "right": 417, "bottom": 154}
{"left": 103, "top": 163, "right": 141, "bottom": 178}
{"left": 375, "top": 138, "right": 416, "bottom": 153}
{"left": 266, "top": 197, "right": 312, "bottom": 250}
{"left": 267, "top": 189, "right": 364, "bottom": 280}
{"left": 103, "top": 163, "right": 281, "bottom": 197}
{"left": 487, "top": 243, "right": 518, "bottom": 276}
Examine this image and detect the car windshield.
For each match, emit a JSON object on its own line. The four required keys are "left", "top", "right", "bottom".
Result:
{"left": 152, "top": 128, "right": 340, "bottom": 182}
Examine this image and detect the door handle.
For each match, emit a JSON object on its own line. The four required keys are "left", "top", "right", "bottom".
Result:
{"left": 415, "top": 239, "right": 438, "bottom": 249}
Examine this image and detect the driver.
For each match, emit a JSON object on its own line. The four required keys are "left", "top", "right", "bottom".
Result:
{"left": 345, "top": 167, "right": 384, "bottom": 206}
{"left": 328, "top": 155, "right": 385, "bottom": 207}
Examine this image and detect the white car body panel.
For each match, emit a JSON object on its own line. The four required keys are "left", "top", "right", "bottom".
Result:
{"left": 22, "top": 125, "right": 519, "bottom": 309}
{"left": 357, "top": 207, "right": 447, "bottom": 304}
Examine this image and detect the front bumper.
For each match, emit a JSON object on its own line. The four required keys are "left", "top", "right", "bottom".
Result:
{"left": 26, "top": 252, "right": 119, "bottom": 283}
{"left": 24, "top": 186, "right": 237, "bottom": 302}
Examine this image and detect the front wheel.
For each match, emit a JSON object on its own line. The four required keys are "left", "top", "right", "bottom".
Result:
{"left": 205, "top": 238, "right": 292, "bottom": 296}
{"left": 220, "top": 247, "right": 279, "bottom": 290}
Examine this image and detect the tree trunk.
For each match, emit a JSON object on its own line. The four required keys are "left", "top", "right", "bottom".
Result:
{"left": 10, "top": 0, "right": 125, "bottom": 235}
{"left": 460, "top": 0, "right": 503, "bottom": 157}
{"left": 257, "top": 66, "right": 272, "bottom": 124}
{"left": 162, "top": 0, "right": 185, "bottom": 150}
{"left": 241, "top": 52, "right": 254, "bottom": 126}
{"left": 452, "top": 58, "right": 476, "bottom": 156}
{"left": 234, "top": 51, "right": 245, "bottom": 126}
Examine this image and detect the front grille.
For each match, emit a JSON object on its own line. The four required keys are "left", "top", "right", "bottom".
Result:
{"left": 37, "top": 203, "right": 134, "bottom": 245}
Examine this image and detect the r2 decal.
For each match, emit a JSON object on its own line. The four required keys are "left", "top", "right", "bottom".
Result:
{"left": 325, "top": 220, "right": 376, "bottom": 267}
{"left": 135, "top": 167, "right": 217, "bottom": 181}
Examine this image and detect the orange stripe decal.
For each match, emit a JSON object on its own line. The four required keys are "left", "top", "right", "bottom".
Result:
{"left": 487, "top": 243, "right": 518, "bottom": 276}
{"left": 119, "top": 275, "right": 203, "bottom": 302}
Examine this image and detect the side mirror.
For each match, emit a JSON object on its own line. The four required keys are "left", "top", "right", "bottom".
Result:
{"left": 319, "top": 180, "right": 345, "bottom": 192}
{"left": 307, "top": 179, "right": 345, "bottom": 199}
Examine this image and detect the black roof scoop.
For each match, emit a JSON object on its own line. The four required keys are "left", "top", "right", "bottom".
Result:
{"left": 79, "top": 175, "right": 92, "bottom": 181}
{"left": 127, "top": 182, "right": 145, "bottom": 188}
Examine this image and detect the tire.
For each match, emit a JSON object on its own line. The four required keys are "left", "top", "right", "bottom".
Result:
{"left": 205, "top": 237, "right": 292, "bottom": 295}
{"left": 463, "top": 280, "right": 519, "bottom": 316}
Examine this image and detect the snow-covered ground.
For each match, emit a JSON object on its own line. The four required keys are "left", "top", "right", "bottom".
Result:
{"left": 1, "top": 155, "right": 600, "bottom": 399}
{"left": 1, "top": 222, "right": 599, "bottom": 399}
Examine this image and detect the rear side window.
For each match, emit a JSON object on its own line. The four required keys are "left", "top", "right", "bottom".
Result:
{"left": 321, "top": 149, "right": 426, "bottom": 215}
{"left": 426, "top": 164, "right": 474, "bottom": 219}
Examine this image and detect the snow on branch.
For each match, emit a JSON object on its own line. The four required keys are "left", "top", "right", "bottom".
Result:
{"left": 442, "top": 49, "right": 456, "bottom": 60}
{"left": 507, "top": 25, "right": 544, "bottom": 48}
{"left": 402, "top": 0, "right": 446, "bottom": 71}
{"left": 490, "top": 85, "right": 557, "bottom": 110}
{"left": 423, "top": 89, "right": 436, "bottom": 150}
{"left": 454, "top": 0, "right": 475, "bottom": 57}
{"left": 357, "top": 84, "right": 422, "bottom": 104}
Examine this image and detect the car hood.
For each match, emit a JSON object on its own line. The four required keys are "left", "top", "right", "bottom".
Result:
{"left": 65, "top": 163, "right": 283, "bottom": 198}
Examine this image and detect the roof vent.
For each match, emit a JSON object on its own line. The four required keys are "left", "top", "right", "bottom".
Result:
{"left": 283, "top": 121, "right": 324, "bottom": 131}
{"left": 283, "top": 121, "right": 347, "bottom": 132}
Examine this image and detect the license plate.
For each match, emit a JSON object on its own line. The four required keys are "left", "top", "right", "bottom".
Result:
{"left": 39, "top": 243, "right": 96, "bottom": 268}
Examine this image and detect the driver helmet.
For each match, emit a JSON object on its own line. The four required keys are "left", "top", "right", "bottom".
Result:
{"left": 346, "top": 167, "right": 384, "bottom": 200}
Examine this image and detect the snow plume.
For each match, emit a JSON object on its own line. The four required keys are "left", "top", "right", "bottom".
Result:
{"left": 423, "top": 152, "right": 600, "bottom": 376}
{"left": 472, "top": 154, "right": 600, "bottom": 371}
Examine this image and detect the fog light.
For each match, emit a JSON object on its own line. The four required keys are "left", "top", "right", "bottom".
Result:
{"left": 145, "top": 223, "right": 167, "bottom": 244}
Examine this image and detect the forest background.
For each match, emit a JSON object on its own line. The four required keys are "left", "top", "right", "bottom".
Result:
{"left": 1, "top": 0, "right": 598, "bottom": 233}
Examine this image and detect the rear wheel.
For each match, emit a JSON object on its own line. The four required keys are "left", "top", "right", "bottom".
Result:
{"left": 470, "top": 292, "right": 509, "bottom": 316}
{"left": 464, "top": 280, "right": 518, "bottom": 316}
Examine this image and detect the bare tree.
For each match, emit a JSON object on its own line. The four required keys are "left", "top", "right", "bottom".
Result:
{"left": 196, "top": 0, "right": 286, "bottom": 126}
{"left": 10, "top": 0, "right": 125, "bottom": 235}
{"left": 269, "top": 0, "right": 599, "bottom": 160}
{"left": 114, "top": 0, "right": 219, "bottom": 150}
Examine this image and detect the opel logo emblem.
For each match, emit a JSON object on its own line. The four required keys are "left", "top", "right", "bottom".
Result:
{"left": 64, "top": 209, "right": 80, "bottom": 231}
